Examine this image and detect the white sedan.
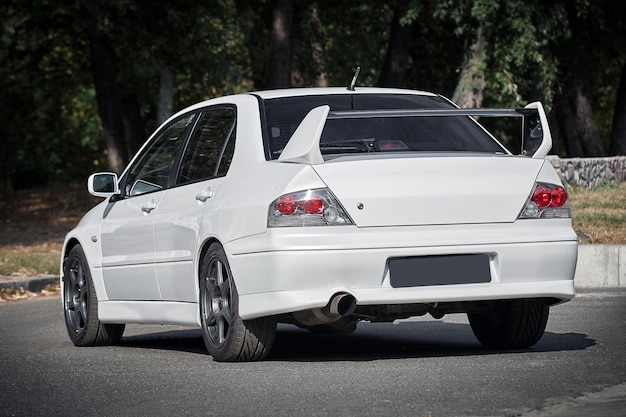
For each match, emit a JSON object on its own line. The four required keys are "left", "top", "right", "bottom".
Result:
{"left": 61, "top": 87, "right": 577, "bottom": 361}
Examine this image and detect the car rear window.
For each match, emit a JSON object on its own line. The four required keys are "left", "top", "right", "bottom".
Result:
{"left": 260, "top": 94, "right": 506, "bottom": 160}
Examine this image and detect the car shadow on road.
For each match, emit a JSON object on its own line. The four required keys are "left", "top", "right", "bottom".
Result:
{"left": 120, "top": 328, "right": 207, "bottom": 354}
{"left": 268, "top": 321, "right": 596, "bottom": 362}
{"left": 117, "top": 321, "right": 596, "bottom": 362}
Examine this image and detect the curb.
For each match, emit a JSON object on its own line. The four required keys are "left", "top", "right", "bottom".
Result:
{"left": 0, "top": 275, "right": 59, "bottom": 293}
{"left": 575, "top": 245, "right": 625, "bottom": 288}
{"left": 1, "top": 245, "right": 624, "bottom": 293}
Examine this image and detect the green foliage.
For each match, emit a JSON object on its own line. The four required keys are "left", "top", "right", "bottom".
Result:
{"left": 593, "top": 179, "right": 621, "bottom": 191}
{"left": 560, "top": 0, "right": 626, "bottom": 151}
{"left": 0, "top": 251, "right": 59, "bottom": 276}
{"left": 0, "top": 0, "right": 624, "bottom": 190}
{"left": 316, "top": 1, "right": 392, "bottom": 87}
{"left": 0, "top": 0, "right": 104, "bottom": 189}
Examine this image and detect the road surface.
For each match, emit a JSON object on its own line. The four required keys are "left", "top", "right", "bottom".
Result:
{"left": 1, "top": 290, "right": 625, "bottom": 416}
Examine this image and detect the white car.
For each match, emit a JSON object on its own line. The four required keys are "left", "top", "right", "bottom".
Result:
{"left": 61, "top": 87, "right": 577, "bottom": 361}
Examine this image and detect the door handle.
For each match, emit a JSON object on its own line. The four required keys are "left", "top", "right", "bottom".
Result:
{"left": 195, "top": 189, "right": 214, "bottom": 203}
{"left": 141, "top": 199, "right": 157, "bottom": 213}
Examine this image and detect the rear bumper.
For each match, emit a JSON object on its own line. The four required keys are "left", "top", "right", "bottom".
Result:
{"left": 226, "top": 221, "right": 577, "bottom": 320}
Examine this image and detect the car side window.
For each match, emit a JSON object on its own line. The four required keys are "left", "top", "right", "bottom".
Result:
{"left": 177, "top": 107, "right": 236, "bottom": 185}
{"left": 125, "top": 114, "right": 196, "bottom": 197}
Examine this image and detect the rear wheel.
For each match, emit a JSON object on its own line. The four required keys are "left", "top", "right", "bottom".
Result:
{"left": 468, "top": 299, "right": 549, "bottom": 349}
{"left": 199, "top": 243, "right": 276, "bottom": 362}
{"left": 63, "top": 244, "right": 125, "bottom": 346}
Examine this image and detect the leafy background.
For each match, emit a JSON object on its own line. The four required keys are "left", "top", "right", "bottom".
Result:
{"left": 1, "top": 0, "right": 625, "bottom": 190}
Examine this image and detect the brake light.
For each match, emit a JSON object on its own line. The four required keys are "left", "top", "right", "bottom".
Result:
{"left": 302, "top": 196, "right": 324, "bottom": 214}
{"left": 549, "top": 187, "right": 567, "bottom": 207}
{"left": 277, "top": 195, "right": 297, "bottom": 215}
{"left": 269, "top": 189, "right": 353, "bottom": 227}
{"left": 519, "top": 183, "right": 570, "bottom": 219}
{"left": 532, "top": 187, "right": 552, "bottom": 208}
{"left": 277, "top": 194, "right": 324, "bottom": 215}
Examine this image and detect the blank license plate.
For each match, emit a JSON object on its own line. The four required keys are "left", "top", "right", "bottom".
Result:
{"left": 389, "top": 254, "right": 491, "bottom": 287}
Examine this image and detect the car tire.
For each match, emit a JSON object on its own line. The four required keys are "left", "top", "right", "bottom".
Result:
{"left": 62, "top": 244, "right": 125, "bottom": 346}
{"left": 199, "top": 243, "right": 276, "bottom": 362}
{"left": 467, "top": 299, "right": 549, "bottom": 349}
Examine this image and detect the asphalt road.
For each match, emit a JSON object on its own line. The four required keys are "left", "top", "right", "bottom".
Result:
{"left": 1, "top": 290, "right": 625, "bottom": 417}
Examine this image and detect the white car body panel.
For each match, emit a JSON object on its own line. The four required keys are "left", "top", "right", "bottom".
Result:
{"left": 313, "top": 155, "right": 544, "bottom": 226}
{"left": 227, "top": 222, "right": 576, "bottom": 319}
{"left": 98, "top": 300, "right": 199, "bottom": 326}
{"left": 62, "top": 204, "right": 110, "bottom": 300}
{"left": 100, "top": 192, "right": 164, "bottom": 301}
{"left": 252, "top": 87, "right": 438, "bottom": 100}
{"left": 60, "top": 87, "right": 577, "bottom": 332}
{"left": 153, "top": 179, "right": 224, "bottom": 302}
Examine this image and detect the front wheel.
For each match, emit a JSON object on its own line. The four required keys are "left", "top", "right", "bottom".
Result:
{"left": 63, "top": 244, "right": 125, "bottom": 346}
{"left": 468, "top": 299, "right": 549, "bottom": 349}
{"left": 199, "top": 243, "right": 276, "bottom": 362}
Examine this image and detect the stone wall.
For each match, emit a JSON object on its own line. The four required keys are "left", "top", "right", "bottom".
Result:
{"left": 546, "top": 156, "right": 626, "bottom": 189}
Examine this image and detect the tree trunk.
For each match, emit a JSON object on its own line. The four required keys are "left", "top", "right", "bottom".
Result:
{"left": 556, "top": 95, "right": 584, "bottom": 157}
{"left": 268, "top": 0, "right": 294, "bottom": 88}
{"left": 556, "top": 76, "right": 605, "bottom": 157}
{"left": 377, "top": 6, "right": 414, "bottom": 87}
{"left": 121, "top": 94, "right": 146, "bottom": 156}
{"left": 234, "top": 0, "right": 263, "bottom": 89}
{"left": 573, "top": 83, "right": 605, "bottom": 156}
{"left": 157, "top": 65, "right": 174, "bottom": 125}
{"left": 452, "top": 27, "right": 487, "bottom": 109}
{"left": 309, "top": 5, "right": 327, "bottom": 87}
{"left": 290, "top": 3, "right": 327, "bottom": 88}
{"left": 610, "top": 62, "right": 626, "bottom": 155}
{"left": 85, "top": 24, "right": 128, "bottom": 175}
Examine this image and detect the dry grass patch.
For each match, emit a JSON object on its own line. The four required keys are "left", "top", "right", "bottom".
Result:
{"left": 0, "top": 184, "right": 100, "bottom": 279}
{"left": 568, "top": 181, "right": 626, "bottom": 244}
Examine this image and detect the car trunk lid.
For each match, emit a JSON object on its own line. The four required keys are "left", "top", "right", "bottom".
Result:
{"left": 312, "top": 155, "right": 544, "bottom": 227}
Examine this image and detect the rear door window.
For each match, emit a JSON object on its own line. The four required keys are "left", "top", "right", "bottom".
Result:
{"left": 176, "top": 106, "right": 236, "bottom": 185}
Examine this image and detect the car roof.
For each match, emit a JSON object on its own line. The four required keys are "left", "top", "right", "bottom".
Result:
{"left": 249, "top": 87, "right": 438, "bottom": 100}
{"left": 164, "top": 87, "right": 440, "bottom": 128}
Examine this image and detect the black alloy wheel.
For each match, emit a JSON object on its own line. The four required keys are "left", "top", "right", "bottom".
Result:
{"left": 199, "top": 243, "right": 276, "bottom": 362}
{"left": 63, "top": 244, "right": 124, "bottom": 346}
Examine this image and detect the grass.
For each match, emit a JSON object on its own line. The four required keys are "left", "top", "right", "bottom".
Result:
{"left": 0, "top": 246, "right": 60, "bottom": 276}
{"left": 0, "top": 184, "right": 101, "bottom": 280}
{"left": 567, "top": 181, "right": 626, "bottom": 244}
{"left": 0, "top": 181, "right": 624, "bottom": 279}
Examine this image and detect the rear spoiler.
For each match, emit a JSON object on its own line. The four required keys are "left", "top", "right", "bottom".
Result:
{"left": 278, "top": 102, "right": 552, "bottom": 164}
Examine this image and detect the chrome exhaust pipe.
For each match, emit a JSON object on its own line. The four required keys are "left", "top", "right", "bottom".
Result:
{"left": 293, "top": 293, "right": 357, "bottom": 326}
{"left": 324, "top": 293, "right": 357, "bottom": 317}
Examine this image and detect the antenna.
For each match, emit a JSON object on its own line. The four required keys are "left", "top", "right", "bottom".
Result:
{"left": 347, "top": 66, "right": 361, "bottom": 91}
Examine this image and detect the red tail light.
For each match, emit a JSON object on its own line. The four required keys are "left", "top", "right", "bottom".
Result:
{"left": 277, "top": 195, "right": 297, "bottom": 215}
{"left": 269, "top": 189, "right": 353, "bottom": 227}
{"left": 531, "top": 187, "right": 552, "bottom": 208}
{"left": 549, "top": 187, "right": 568, "bottom": 207}
{"left": 277, "top": 194, "right": 324, "bottom": 215}
{"left": 519, "top": 183, "right": 570, "bottom": 219}
{"left": 302, "top": 195, "right": 324, "bottom": 214}
{"left": 531, "top": 185, "right": 567, "bottom": 208}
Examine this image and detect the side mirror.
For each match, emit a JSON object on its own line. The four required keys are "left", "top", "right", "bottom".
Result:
{"left": 88, "top": 172, "right": 120, "bottom": 198}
